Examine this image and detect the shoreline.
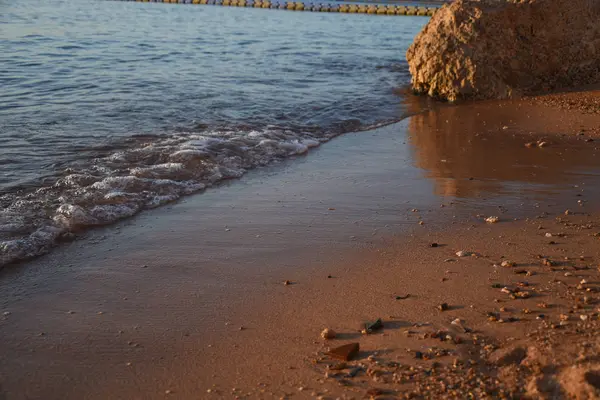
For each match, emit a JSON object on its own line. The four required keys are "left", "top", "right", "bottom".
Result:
{"left": 2, "top": 90, "right": 600, "bottom": 399}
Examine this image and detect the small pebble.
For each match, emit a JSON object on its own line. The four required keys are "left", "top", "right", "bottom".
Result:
{"left": 321, "top": 328, "right": 336, "bottom": 340}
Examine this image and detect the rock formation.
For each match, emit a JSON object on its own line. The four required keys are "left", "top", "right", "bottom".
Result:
{"left": 406, "top": 0, "right": 600, "bottom": 101}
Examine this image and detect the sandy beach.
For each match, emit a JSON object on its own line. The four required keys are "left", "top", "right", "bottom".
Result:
{"left": 2, "top": 90, "right": 600, "bottom": 399}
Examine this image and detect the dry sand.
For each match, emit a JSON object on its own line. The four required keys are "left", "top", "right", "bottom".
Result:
{"left": 2, "top": 91, "right": 600, "bottom": 399}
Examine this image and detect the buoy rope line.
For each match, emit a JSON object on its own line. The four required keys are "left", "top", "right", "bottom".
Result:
{"left": 109, "top": 0, "right": 438, "bottom": 16}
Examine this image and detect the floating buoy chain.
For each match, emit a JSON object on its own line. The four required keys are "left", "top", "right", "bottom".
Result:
{"left": 109, "top": 0, "right": 437, "bottom": 16}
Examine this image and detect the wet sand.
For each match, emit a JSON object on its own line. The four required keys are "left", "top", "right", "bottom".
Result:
{"left": 2, "top": 91, "right": 600, "bottom": 399}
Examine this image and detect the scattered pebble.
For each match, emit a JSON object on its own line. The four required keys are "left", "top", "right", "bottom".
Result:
{"left": 485, "top": 216, "right": 499, "bottom": 224}
{"left": 321, "top": 328, "right": 336, "bottom": 340}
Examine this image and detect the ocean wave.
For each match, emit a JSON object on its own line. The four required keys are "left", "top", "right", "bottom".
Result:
{"left": 0, "top": 126, "right": 329, "bottom": 267}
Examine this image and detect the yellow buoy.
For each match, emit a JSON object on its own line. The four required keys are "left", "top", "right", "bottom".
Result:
{"left": 261, "top": 1, "right": 270, "bottom": 7}
{"left": 339, "top": 4, "right": 348, "bottom": 12}
{"left": 294, "top": 2, "right": 304, "bottom": 10}
{"left": 357, "top": 4, "right": 367, "bottom": 13}
{"left": 348, "top": 4, "right": 358, "bottom": 13}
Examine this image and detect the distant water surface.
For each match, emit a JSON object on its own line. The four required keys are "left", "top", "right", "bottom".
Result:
{"left": 0, "top": 0, "right": 427, "bottom": 265}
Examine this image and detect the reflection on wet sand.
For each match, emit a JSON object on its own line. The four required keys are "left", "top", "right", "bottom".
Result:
{"left": 406, "top": 99, "right": 600, "bottom": 198}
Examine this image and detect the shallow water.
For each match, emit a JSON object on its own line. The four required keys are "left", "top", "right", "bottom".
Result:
{"left": 0, "top": 0, "right": 427, "bottom": 265}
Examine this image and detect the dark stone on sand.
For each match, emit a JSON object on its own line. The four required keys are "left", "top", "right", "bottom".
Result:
{"left": 430, "top": 243, "right": 439, "bottom": 248}
{"left": 326, "top": 343, "right": 360, "bottom": 361}
{"left": 364, "top": 318, "right": 384, "bottom": 333}
{"left": 438, "top": 303, "right": 449, "bottom": 311}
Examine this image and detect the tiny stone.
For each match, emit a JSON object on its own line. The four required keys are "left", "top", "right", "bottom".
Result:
{"left": 438, "top": 303, "right": 449, "bottom": 311}
{"left": 321, "top": 328, "right": 336, "bottom": 340}
{"left": 283, "top": 280, "right": 291, "bottom": 285}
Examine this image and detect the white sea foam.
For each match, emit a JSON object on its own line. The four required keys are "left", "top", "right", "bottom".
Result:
{"left": 0, "top": 126, "right": 332, "bottom": 267}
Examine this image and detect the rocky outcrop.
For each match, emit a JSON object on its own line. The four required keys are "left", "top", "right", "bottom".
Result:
{"left": 406, "top": 0, "right": 600, "bottom": 102}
